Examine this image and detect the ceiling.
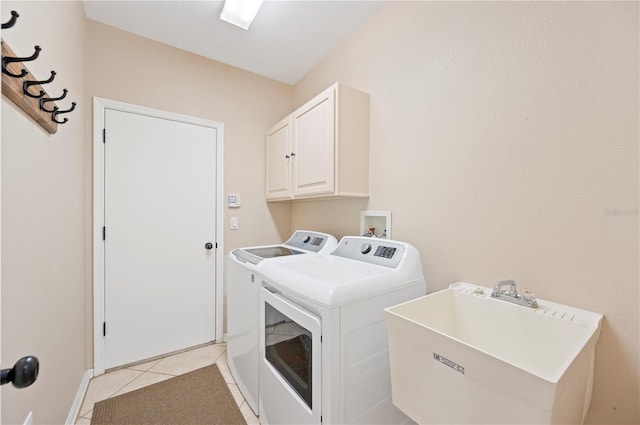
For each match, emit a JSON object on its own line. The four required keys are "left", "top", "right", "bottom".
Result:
{"left": 82, "top": 1, "right": 385, "bottom": 85}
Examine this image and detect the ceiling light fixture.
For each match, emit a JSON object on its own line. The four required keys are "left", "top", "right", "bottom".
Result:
{"left": 220, "top": 0, "right": 265, "bottom": 30}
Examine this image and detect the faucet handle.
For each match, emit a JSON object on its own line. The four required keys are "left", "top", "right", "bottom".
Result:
{"left": 522, "top": 288, "right": 539, "bottom": 308}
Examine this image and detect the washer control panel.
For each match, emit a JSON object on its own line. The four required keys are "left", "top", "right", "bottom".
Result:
{"left": 333, "top": 237, "right": 406, "bottom": 268}
{"left": 285, "top": 231, "right": 336, "bottom": 253}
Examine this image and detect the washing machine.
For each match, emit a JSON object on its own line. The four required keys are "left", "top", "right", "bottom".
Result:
{"left": 226, "top": 230, "right": 337, "bottom": 415}
{"left": 257, "top": 236, "right": 427, "bottom": 425}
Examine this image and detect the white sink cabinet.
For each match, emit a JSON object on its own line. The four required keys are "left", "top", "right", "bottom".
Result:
{"left": 384, "top": 282, "right": 603, "bottom": 425}
{"left": 266, "top": 83, "right": 369, "bottom": 201}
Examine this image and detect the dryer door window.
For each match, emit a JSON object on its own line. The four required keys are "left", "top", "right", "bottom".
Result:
{"left": 265, "top": 302, "right": 313, "bottom": 408}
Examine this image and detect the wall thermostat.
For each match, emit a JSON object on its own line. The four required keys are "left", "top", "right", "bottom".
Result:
{"left": 228, "top": 194, "right": 241, "bottom": 208}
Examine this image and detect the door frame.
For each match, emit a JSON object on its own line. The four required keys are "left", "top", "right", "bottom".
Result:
{"left": 92, "top": 97, "right": 224, "bottom": 375}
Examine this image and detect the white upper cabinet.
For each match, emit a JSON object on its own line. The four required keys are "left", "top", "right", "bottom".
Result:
{"left": 292, "top": 87, "right": 336, "bottom": 197}
{"left": 266, "top": 82, "right": 370, "bottom": 201}
{"left": 266, "top": 116, "right": 293, "bottom": 200}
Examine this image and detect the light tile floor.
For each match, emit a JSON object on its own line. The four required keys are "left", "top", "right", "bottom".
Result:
{"left": 74, "top": 342, "right": 259, "bottom": 425}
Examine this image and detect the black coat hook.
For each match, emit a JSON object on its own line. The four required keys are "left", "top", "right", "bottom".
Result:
{"left": 1, "top": 11, "right": 19, "bottom": 29}
{"left": 39, "top": 88, "right": 68, "bottom": 113}
{"left": 51, "top": 102, "right": 76, "bottom": 124}
{"left": 23, "top": 71, "right": 56, "bottom": 99}
{"left": 2, "top": 45, "right": 40, "bottom": 78}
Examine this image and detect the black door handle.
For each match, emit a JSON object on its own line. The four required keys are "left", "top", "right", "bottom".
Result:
{"left": 205, "top": 242, "right": 213, "bottom": 250}
{"left": 1, "top": 356, "right": 39, "bottom": 388}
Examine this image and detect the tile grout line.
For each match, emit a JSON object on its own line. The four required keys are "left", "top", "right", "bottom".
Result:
{"left": 108, "top": 370, "right": 176, "bottom": 399}
{"left": 106, "top": 370, "right": 146, "bottom": 399}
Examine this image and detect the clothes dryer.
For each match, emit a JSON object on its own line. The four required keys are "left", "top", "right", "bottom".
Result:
{"left": 258, "top": 236, "right": 426, "bottom": 425}
{"left": 226, "top": 230, "right": 337, "bottom": 415}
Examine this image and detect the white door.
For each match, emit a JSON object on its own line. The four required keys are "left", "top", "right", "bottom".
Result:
{"left": 103, "top": 108, "right": 217, "bottom": 369}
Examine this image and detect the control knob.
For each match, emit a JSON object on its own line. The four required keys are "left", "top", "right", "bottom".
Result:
{"left": 360, "top": 243, "right": 372, "bottom": 254}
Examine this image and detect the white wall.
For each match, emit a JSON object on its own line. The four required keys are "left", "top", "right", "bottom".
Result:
{"left": 291, "top": 2, "right": 639, "bottom": 424}
{"left": 1, "top": 2, "right": 87, "bottom": 423}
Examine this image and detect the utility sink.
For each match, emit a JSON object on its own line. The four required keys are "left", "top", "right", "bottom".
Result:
{"left": 384, "top": 282, "right": 603, "bottom": 425}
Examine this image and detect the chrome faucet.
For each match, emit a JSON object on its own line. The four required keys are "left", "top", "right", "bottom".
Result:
{"left": 491, "top": 280, "right": 538, "bottom": 308}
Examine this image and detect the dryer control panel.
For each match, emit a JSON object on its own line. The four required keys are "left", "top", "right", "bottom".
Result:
{"left": 332, "top": 236, "right": 406, "bottom": 268}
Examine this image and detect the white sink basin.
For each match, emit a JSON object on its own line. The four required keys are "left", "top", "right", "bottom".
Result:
{"left": 384, "top": 282, "right": 603, "bottom": 425}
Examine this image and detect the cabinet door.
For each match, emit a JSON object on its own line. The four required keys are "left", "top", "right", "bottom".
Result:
{"left": 292, "top": 87, "right": 335, "bottom": 197}
{"left": 266, "top": 116, "right": 293, "bottom": 200}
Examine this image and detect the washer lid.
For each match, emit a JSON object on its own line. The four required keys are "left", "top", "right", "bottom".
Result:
{"left": 231, "top": 247, "right": 305, "bottom": 265}
{"left": 230, "top": 230, "right": 338, "bottom": 265}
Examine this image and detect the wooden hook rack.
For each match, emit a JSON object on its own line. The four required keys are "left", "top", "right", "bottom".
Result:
{"left": 1, "top": 11, "right": 77, "bottom": 135}
{"left": 1, "top": 41, "right": 58, "bottom": 134}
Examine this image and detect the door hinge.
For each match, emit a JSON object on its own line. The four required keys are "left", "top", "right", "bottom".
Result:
{"left": 215, "top": 242, "right": 218, "bottom": 249}
{"left": 102, "top": 128, "right": 106, "bottom": 144}
{"left": 102, "top": 226, "right": 106, "bottom": 241}
{"left": 103, "top": 322, "right": 106, "bottom": 336}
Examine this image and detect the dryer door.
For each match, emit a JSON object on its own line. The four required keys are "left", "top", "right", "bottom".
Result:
{"left": 259, "top": 287, "right": 322, "bottom": 425}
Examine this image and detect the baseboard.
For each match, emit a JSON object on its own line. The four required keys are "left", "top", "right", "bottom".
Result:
{"left": 65, "top": 368, "right": 94, "bottom": 425}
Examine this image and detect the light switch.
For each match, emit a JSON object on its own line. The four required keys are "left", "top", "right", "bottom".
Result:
{"left": 230, "top": 217, "right": 239, "bottom": 230}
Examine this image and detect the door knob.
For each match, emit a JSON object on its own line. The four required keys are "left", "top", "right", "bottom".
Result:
{"left": 205, "top": 242, "right": 214, "bottom": 250}
{"left": 1, "top": 356, "right": 39, "bottom": 388}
